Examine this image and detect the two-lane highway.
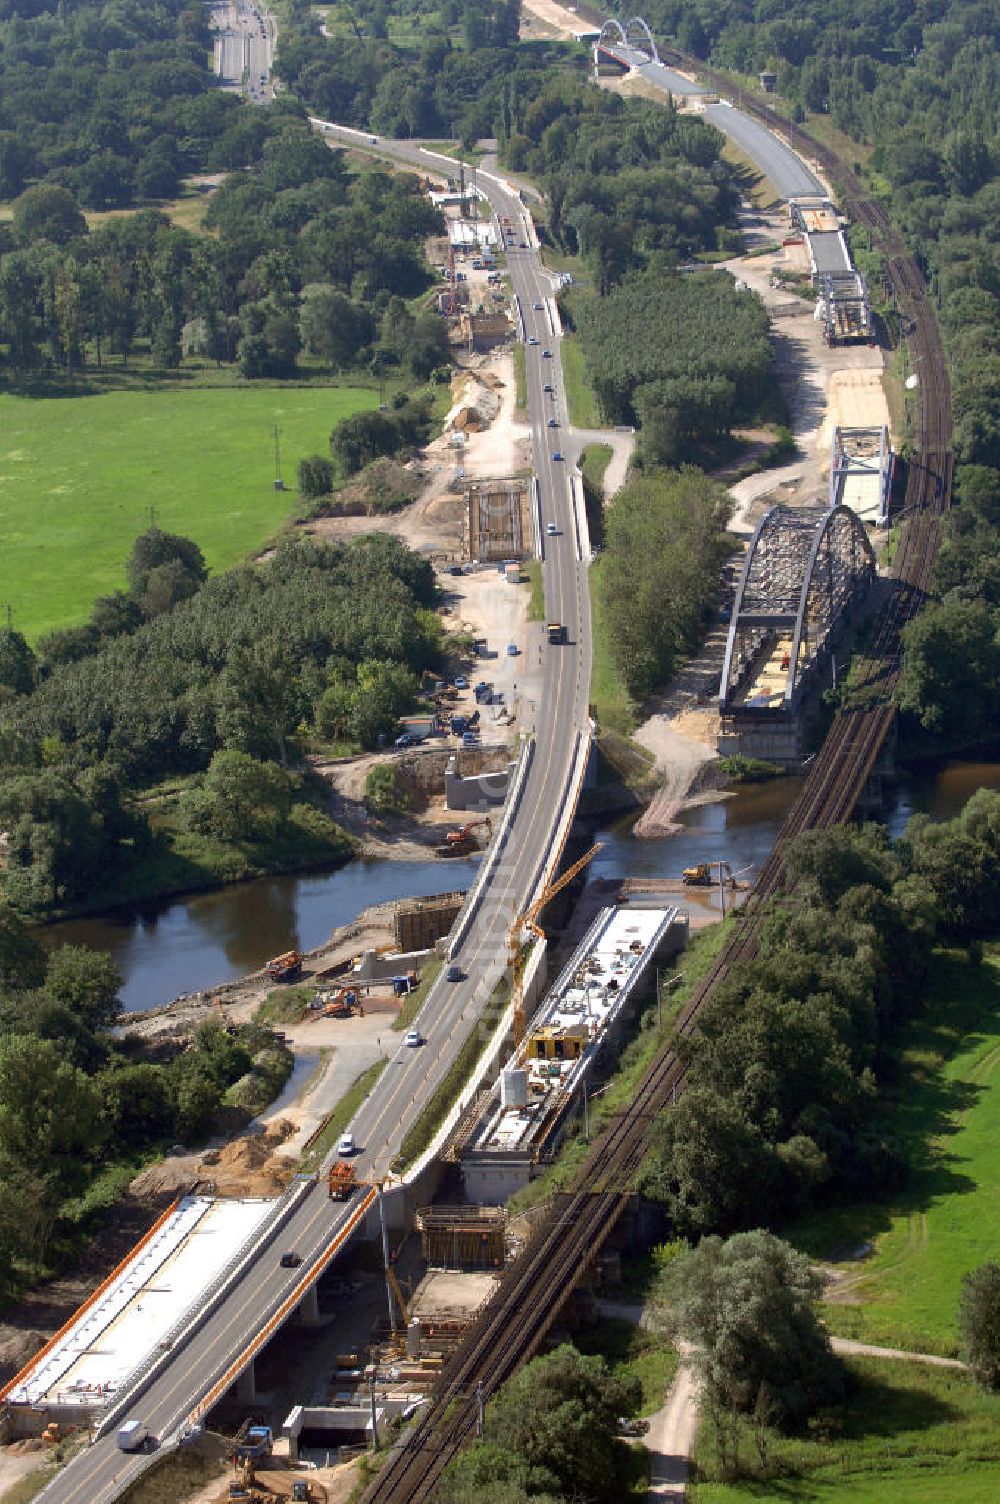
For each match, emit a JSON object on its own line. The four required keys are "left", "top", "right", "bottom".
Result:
{"left": 37, "top": 135, "right": 592, "bottom": 1504}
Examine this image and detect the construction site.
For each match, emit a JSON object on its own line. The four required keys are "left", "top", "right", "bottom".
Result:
{"left": 464, "top": 478, "right": 532, "bottom": 562}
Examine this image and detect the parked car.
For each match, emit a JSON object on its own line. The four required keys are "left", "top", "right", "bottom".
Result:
{"left": 454, "top": 676, "right": 469, "bottom": 689}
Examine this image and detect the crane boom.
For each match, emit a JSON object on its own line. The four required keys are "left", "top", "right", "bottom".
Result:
{"left": 509, "top": 843, "right": 603, "bottom": 1050}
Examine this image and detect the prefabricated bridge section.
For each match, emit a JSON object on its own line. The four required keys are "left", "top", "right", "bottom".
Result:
{"left": 719, "top": 503, "right": 877, "bottom": 765}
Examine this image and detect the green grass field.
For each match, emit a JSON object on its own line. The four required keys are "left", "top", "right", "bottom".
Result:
{"left": 690, "top": 1357, "right": 1000, "bottom": 1504}
{"left": 0, "top": 385, "right": 376, "bottom": 639}
{"left": 788, "top": 948, "right": 1000, "bottom": 1356}
{"left": 559, "top": 334, "right": 602, "bottom": 429}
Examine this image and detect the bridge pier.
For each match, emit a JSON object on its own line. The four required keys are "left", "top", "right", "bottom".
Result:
{"left": 297, "top": 1282, "right": 321, "bottom": 1326}
{"left": 235, "top": 1361, "right": 257, "bottom": 1404}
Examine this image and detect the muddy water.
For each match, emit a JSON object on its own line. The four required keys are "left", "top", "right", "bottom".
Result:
{"left": 39, "top": 762, "right": 1000, "bottom": 1013}
{"left": 41, "top": 857, "right": 480, "bottom": 1013}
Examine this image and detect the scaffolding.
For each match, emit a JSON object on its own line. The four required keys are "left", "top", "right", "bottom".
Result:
{"left": 465, "top": 478, "right": 531, "bottom": 562}
{"left": 395, "top": 892, "right": 466, "bottom": 952}
{"left": 829, "top": 424, "right": 893, "bottom": 527}
{"left": 415, "top": 1205, "right": 505, "bottom": 1269}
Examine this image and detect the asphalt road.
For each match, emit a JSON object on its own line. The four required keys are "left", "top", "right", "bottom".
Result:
{"left": 609, "top": 44, "right": 823, "bottom": 199}
{"left": 213, "top": 0, "right": 273, "bottom": 102}
{"left": 36, "top": 136, "right": 592, "bottom": 1504}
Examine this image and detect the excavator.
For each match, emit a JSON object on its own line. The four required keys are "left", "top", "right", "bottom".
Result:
{"left": 683, "top": 861, "right": 736, "bottom": 887}
{"left": 323, "top": 985, "right": 360, "bottom": 1018}
{"left": 439, "top": 817, "right": 492, "bottom": 855}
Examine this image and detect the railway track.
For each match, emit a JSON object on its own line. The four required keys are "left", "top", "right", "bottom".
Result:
{"left": 361, "top": 83, "right": 953, "bottom": 1504}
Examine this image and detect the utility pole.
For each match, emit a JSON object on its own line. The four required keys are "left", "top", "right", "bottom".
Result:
{"left": 273, "top": 424, "right": 284, "bottom": 491}
{"left": 377, "top": 1185, "right": 396, "bottom": 1333}
{"left": 369, "top": 1371, "right": 379, "bottom": 1450}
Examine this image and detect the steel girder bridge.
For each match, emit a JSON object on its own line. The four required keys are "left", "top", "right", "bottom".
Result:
{"left": 595, "top": 17, "right": 660, "bottom": 67}
{"left": 720, "top": 503, "right": 876, "bottom": 712}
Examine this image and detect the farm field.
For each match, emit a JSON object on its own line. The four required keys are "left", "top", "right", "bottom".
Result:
{"left": 0, "top": 385, "right": 376, "bottom": 640}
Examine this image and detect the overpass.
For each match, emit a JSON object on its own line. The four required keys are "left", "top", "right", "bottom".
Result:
{"left": 23, "top": 137, "right": 594, "bottom": 1504}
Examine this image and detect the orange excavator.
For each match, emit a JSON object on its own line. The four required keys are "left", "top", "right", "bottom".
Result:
{"left": 324, "top": 986, "right": 361, "bottom": 1018}
{"left": 445, "top": 817, "right": 492, "bottom": 847}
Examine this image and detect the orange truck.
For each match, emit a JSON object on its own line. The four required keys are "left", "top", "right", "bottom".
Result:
{"left": 328, "top": 1162, "right": 358, "bottom": 1200}
{"left": 265, "top": 950, "right": 302, "bottom": 982}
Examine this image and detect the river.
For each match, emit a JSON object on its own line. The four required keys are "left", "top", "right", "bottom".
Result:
{"left": 41, "top": 761, "right": 1000, "bottom": 1012}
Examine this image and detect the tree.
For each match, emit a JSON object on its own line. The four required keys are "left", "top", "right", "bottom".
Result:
{"left": 11, "top": 185, "right": 87, "bottom": 247}
{"left": 959, "top": 1262, "right": 1000, "bottom": 1389}
{"left": 0, "top": 902, "right": 45, "bottom": 991}
{"left": 661, "top": 1230, "right": 845, "bottom": 1430}
{"left": 44, "top": 946, "right": 123, "bottom": 1032}
{"left": 126, "top": 526, "right": 208, "bottom": 609}
{"left": 437, "top": 1344, "right": 640, "bottom": 1504}
{"left": 0, "top": 629, "right": 36, "bottom": 697}
{"left": 183, "top": 749, "right": 292, "bottom": 841}
{"left": 298, "top": 454, "right": 335, "bottom": 498}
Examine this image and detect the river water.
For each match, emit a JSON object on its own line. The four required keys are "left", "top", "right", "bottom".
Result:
{"left": 41, "top": 762, "right": 1000, "bottom": 1012}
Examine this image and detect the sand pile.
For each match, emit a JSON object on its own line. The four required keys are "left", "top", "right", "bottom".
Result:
{"left": 200, "top": 1120, "right": 298, "bottom": 1197}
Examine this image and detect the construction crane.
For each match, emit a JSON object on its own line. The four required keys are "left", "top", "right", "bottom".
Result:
{"left": 508, "top": 844, "right": 602, "bottom": 1052}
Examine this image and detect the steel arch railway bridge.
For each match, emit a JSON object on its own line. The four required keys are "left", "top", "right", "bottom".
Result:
{"left": 594, "top": 16, "right": 659, "bottom": 67}
{"left": 720, "top": 503, "right": 876, "bottom": 713}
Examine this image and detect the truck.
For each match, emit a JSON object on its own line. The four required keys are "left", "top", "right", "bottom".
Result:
{"left": 236, "top": 1425, "right": 273, "bottom": 1460}
{"left": 328, "top": 1161, "right": 358, "bottom": 1200}
{"left": 117, "top": 1420, "right": 150, "bottom": 1452}
{"left": 547, "top": 622, "right": 565, "bottom": 644}
{"left": 265, "top": 950, "right": 302, "bottom": 982}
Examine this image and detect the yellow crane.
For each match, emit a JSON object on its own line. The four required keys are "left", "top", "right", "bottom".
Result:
{"left": 508, "top": 844, "right": 602, "bottom": 1051}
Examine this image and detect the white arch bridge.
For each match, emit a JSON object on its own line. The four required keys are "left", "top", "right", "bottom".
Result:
{"left": 720, "top": 504, "right": 876, "bottom": 714}
{"left": 595, "top": 17, "right": 660, "bottom": 68}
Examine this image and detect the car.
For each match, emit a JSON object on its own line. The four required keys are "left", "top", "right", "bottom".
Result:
{"left": 543, "top": 382, "right": 553, "bottom": 392}
{"left": 533, "top": 301, "right": 543, "bottom": 310}
{"left": 519, "top": 240, "right": 527, "bottom": 248}
{"left": 617, "top": 1417, "right": 650, "bottom": 1438}
{"left": 528, "top": 336, "right": 539, "bottom": 346}
{"left": 395, "top": 732, "right": 422, "bottom": 748}
{"left": 337, "top": 1133, "right": 356, "bottom": 1157}
{"left": 446, "top": 964, "right": 464, "bottom": 982}
{"left": 548, "top": 417, "right": 559, "bottom": 427}
{"left": 280, "top": 1251, "right": 302, "bottom": 1268}
{"left": 454, "top": 676, "right": 469, "bottom": 689}
{"left": 542, "top": 349, "right": 552, "bottom": 358}
{"left": 546, "top": 521, "right": 558, "bottom": 535}
{"left": 507, "top": 642, "right": 519, "bottom": 656}
{"left": 404, "top": 1029, "right": 424, "bottom": 1048}
{"left": 552, "top": 451, "right": 564, "bottom": 461}
{"left": 447, "top": 563, "right": 464, "bottom": 576}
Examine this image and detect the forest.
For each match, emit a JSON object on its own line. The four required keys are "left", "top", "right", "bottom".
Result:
{"left": 575, "top": 270, "right": 773, "bottom": 460}
{"left": 0, "top": 117, "right": 447, "bottom": 382}
{"left": 597, "top": 468, "right": 733, "bottom": 698}
{"left": 641, "top": 797, "right": 1000, "bottom": 1237}
{"left": 0, "top": 911, "right": 292, "bottom": 1299}
{"left": 0, "top": 529, "right": 440, "bottom": 915}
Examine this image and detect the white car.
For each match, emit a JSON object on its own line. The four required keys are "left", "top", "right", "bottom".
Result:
{"left": 546, "top": 522, "right": 558, "bottom": 535}
{"left": 404, "top": 1029, "right": 424, "bottom": 1048}
{"left": 337, "top": 1133, "right": 356, "bottom": 1157}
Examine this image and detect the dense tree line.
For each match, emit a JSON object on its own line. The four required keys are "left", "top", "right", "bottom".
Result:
{"left": 0, "top": 530, "right": 439, "bottom": 913}
{"left": 642, "top": 796, "right": 1000, "bottom": 1237}
{"left": 276, "top": 0, "right": 524, "bottom": 143}
{"left": 0, "top": 912, "right": 289, "bottom": 1300}
{"left": 0, "top": 117, "right": 445, "bottom": 381}
{"left": 0, "top": 0, "right": 239, "bottom": 208}
{"left": 504, "top": 77, "right": 735, "bottom": 289}
{"left": 598, "top": 468, "right": 733, "bottom": 700}
{"left": 575, "top": 268, "right": 773, "bottom": 456}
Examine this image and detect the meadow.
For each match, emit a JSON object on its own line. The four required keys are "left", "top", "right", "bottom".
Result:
{"left": 790, "top": 948, "right": 1000, "bottom": 1355}
{"left": 0, "top": 385, "right": 376, "bottom": 639}
{"left": 691, "top": 1357, "right": 1000, "bottom": 1504}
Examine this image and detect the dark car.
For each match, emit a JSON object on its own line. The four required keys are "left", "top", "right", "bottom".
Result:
{"left": 280, "top": 1251, "right": 302, "bottom": 1268}
{"left": 446, "top": 963, "right": 464, "bottom": 982}
{"left": 552, "top": 451, "right": 564, "bottom": 461}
